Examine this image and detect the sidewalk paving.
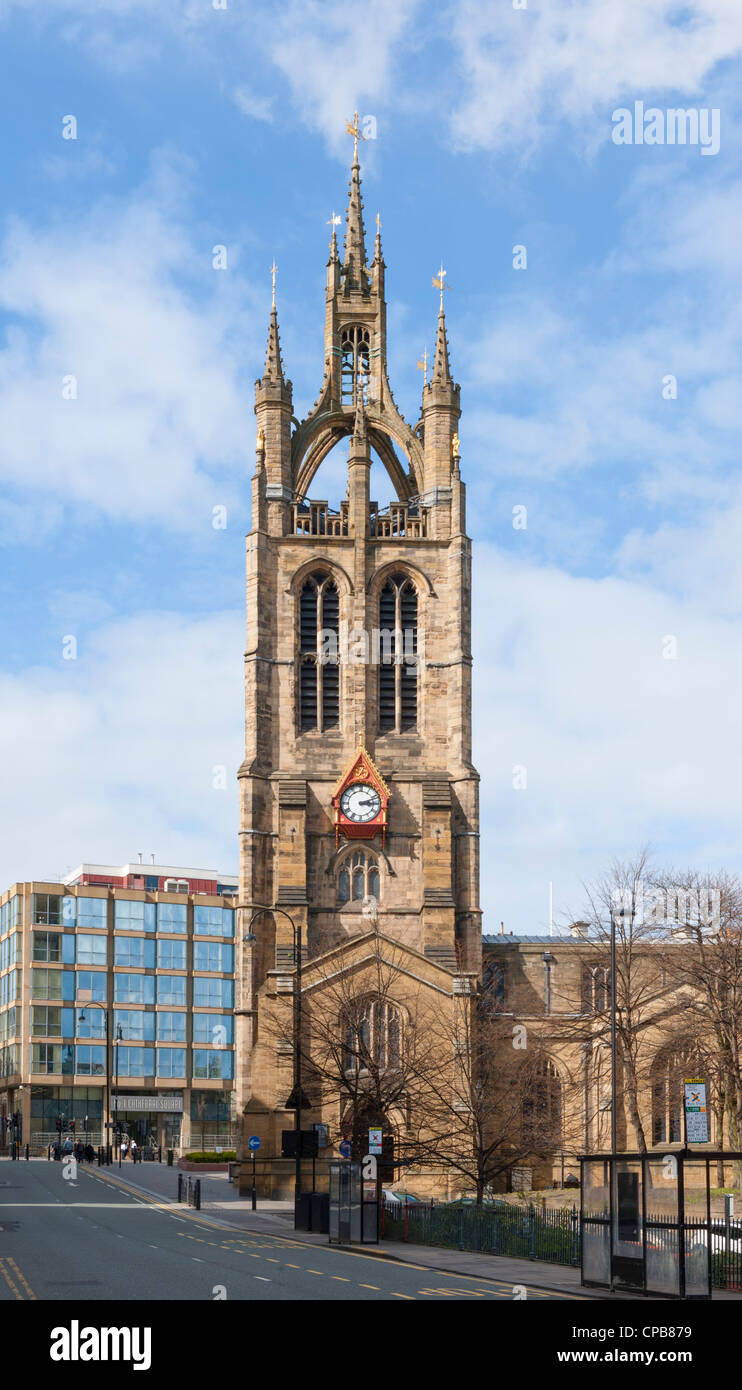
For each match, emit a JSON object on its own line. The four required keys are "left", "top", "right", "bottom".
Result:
{"left": 69, "top": 1159, "right": 675, "bottom": 1300}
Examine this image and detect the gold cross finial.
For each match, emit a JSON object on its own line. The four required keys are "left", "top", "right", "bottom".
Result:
{"left": 432, "top": 262, "right": 451, "bottom": 311}
{"left": 416, "top": 346, "right": 429, "bottom": 387}
{"left": 345, "top": 109, "right": 366, "bottom": 161}
{"left": 270, "top": 259, "right": 277, "bottom": 308}
{"left": 375, "top": 212, "right": 382, "bottom": 235}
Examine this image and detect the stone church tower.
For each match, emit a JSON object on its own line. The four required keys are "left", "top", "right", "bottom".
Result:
{"left": 235, "top": 141, "right": 481, "bottom": 1154}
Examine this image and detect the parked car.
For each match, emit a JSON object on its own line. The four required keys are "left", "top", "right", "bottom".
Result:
{"left": 382, "top": 1190, "right": 422, "bottom": 1212}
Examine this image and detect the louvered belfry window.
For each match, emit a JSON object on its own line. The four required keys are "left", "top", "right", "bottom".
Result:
{"left": 378, "top": 573, "right": 418, "bottom": 734}
{"left": 298, "top": 572, "right": 340, "bottom": 733}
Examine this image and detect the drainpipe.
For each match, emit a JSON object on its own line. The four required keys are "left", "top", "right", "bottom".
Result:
{"left": 541, "top": 953, "right": 554, "bottom": 1014}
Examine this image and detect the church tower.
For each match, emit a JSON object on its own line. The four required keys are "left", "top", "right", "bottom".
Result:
{"left": 236, "top": 130, "right": 481, "bottom": 1142}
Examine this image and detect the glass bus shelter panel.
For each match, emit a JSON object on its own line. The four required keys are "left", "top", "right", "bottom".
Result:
{"left": 581, "top": 1159, "right": 610, "bottom": 1286}
{"left": 329, "top": 1163, "right": 341, "bottom": 1242}
{"left": 644, "top": 1156, "right": 680, "bottom": 1297}
{"left": 683, "top": 1159, "right": 711, "bottom": 1299}
{"left": 612, "top": 1159, "right": 644, "bottom": 1290}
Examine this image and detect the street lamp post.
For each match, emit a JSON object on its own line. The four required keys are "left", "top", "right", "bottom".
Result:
{"left": 610, "top": 908, "right": 618, "bottom": 1157}
{"left": 114, "top": 1024, "right": 123, "bottom": 1166}
{"left": 244, "top": 905, "right": 302, "bottom": 1224}
{"left": 77, "top": 999, "right": 110, "bottom": 1161}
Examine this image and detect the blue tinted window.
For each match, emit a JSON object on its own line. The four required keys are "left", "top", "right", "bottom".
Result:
{"left": 157, "top": 903, "right": 187, "bottom": 934}
{"left": 156, "top": 1012, "right": 187, "bottom": 1042}
{"left": 193, "top": 942, "right": 233, "bottom": 973}
{"left": 193, "top": 977, "right": 234, "bottom": 1009}
{"left": 77, "top": 935, "right": 107, "bottom": 967}
{"left": 114, "top": 937, "right": 155, "bottom": 969}
{"left": 117, "top": 1047, "right": 155, "bottom": 1077}
{"left": 192, "top": 1013, "right": 233, "bottom": 1045}
{"left": 75, "top": 1008, "right": 105, "bottom": 1039}
{"left": 157, "top": 939, "right": 186, "bottom": 970}
{"left": 157, "top": 975, "right": 187, "bottom": 1006}
{"left": 114, "top": 974, "right": 155, "bottom": 1005}
{"left": 62, "top": 934, "right": 76, "bottom": 965}
{"left": 76, "top": 970, "right": 106, "bottom": 1004}
{"left": 76, "top": 898, "right": 108, "bottom": 929}
{"left": 113, "top": 1009, "right": 155, "bottom": 1042}
{"left": 192, "top": 1049, "right": 234, "bottom": 1080}
{"left": 75, "top": 1045, "right": 106, "bottom": 1076}
{"left": 194, "top": 906, "right": 234, "bottom": 937}
{"left": 114, "top": 900, "right": 156, "bottom": 932}
{"left": 157, "top": 1048, "right": 186, "bottom": 1078}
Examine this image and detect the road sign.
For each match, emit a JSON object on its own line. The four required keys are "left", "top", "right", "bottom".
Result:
{"left": 684, "top": 1080, "right": 709, "bottom": 1143}
{"left": 248, "top": 1135, "right": 261, "bottom": 1151}
{"left": 368, "top": 1128, "right": 382, "bottom": 1156}
{"left": 339, "top": 1140, "right": 352, "bottom": 1158}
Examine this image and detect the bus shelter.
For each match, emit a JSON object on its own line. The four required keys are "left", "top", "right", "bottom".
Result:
{"left": 328, "top": 1162, "right": 379, "bottom": 1245}
{"left": 580, "top": 1152, "right": 742, "bottom": 1298}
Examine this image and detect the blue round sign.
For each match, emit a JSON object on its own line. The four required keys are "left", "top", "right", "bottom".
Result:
{"left": 339, "top": 1140, "right": 352, "bottom": 1158}
{"left": 248, "top": 1135, "right": 261, "bottom": 1151}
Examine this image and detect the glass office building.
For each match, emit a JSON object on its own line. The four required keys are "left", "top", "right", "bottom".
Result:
{"left": 0, "top": 862, "right": 238, "bottom": 1151}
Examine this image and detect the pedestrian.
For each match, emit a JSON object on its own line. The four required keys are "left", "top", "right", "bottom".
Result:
{"left": 75, "top": 1141, "right": 84, "bottom": 1162}
{"left": 130, "top": 1139, "right": 138, "bottom": 1162}
{"left": 121, "top": 1138, "right": 128, "bottom": 1160}
{"left": 85, "top": 1143, "right": 95, "bottom": 1163}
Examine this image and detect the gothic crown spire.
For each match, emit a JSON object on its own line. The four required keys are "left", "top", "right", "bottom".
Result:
{"left": 342, "top": 148, "right": 369, "bottom": 293}
{"left": 263, "top": 302, "right": 284, "bottom": 383}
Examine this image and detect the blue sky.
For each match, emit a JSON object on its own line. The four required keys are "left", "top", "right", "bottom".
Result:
{"left": 1, "top": 0, "right": 742, "bottom": 932}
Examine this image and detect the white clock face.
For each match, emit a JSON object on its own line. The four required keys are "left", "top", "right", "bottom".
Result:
{"left": 340, "top": 783, "right": 382, "bottom": 823}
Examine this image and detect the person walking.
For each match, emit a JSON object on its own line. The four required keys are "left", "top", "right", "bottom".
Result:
{"left": 130, "top": 1139, "right": 138, "bottom": 1163}
{"left": 120, "top": 1137, "right": 128, "bottom": 1161}
{"left": 84, "top": 1143, "right": 95, "bottom": 1163}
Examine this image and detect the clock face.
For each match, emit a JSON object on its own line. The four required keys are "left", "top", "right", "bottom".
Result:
{"left": 340, "top": 783, "right": 382, "bottom": 824}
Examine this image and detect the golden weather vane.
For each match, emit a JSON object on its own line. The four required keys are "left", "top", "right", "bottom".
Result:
{"left": 375, "top": 212, "right": 382, "bottom": 234}
{"left": 270, "top": 259, "right": 277, "bottom": 308}
{"left": 432, "top": 262, "right": 452, "bottom": 311}
{"left": 345, "top": 109, "right": 367, "bottom": 161}
{"left": 416, "top": 346, "right": 429, "bottom": 387}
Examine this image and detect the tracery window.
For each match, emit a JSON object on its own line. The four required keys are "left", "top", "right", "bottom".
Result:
{"left": 337, "top": 850, "right": 380, "bottom": 905}
{"left": 298, "top": 571, "right": 340, "bottom": 733}
{"left": 651, "top": 1045, "right": 703, "bottom": 1145}
{"left": 581, "top": 964, "right": 610, "bottom": 1013}
{"left": 340, "top": 324, "right": 370, "bottom": 406}
{"left": 343, "top": 997, "right": 401, "bottom": 1073}
{"left": 378, "top": 573, "right": 418, "bottom": 734}
{"left": 521, "top": 1057, "right": 562, "bottom": 1147}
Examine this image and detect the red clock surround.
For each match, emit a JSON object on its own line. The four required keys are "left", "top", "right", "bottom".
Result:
{"left": 332, "top": 745, "right": 390, "bottom": 848}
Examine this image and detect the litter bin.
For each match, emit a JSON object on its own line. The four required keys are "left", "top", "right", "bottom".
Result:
{"left": 294, "top": 1191, "right": 313, "bottom": 1231}
{"left": 310, "top": 1192, "right": 330, "bottom": 1234}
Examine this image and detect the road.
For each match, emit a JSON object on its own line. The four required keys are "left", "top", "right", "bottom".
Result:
{"left": 0, "top": 1159, "right": 574, "bottom": 1301}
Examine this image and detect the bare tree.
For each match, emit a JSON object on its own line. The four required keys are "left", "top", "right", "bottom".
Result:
{"left": 412, "top": 985, "right": 575, "bottom": 1201}
{"left": 266, "top": 931, "right": 444, "bottom": 1173}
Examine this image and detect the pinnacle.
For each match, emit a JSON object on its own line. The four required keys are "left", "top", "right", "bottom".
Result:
{"left": 432, "top": 304, "right": 452, "bottom": 387}
{"left": 263, "top": 304, "right": 284, "bottom": 382}
{"left": 342, "top": 152, "right": 368, "bottom": 293}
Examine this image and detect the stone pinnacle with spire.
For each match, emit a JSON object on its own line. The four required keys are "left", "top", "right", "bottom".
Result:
{"left": 263, "top": 302, "right": 284, "bottom": 383}
{"left": 342, "top": 138, "right": 369, "bottom": 294}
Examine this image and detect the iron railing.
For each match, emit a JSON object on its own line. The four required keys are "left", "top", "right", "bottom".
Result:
{"left": 382, "top": 1199, "right": 742, "bottom": 1289}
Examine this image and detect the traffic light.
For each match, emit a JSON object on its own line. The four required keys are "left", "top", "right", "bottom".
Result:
{"left": 57, "top": 1116, "right": 64, "bottom": 1133}
{"left": 69, "top": 1120, "right": 75, "bottom": 1133}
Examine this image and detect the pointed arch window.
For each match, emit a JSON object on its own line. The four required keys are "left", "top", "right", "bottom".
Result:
{"left": 343, "top": 997, "right": 402, "bottom": 1073}
{"left": 521, "top": 1057, "right": 562, "bottom": 1148}
{"left": 340, "top": 324, "right": 370, "bottom": 406}
{"left": 378, "top": 573, "right": 418, "bottom": 734}
{"left": 337, "top": 850, "right": 380, "bottom": 904}
{"left": 298, "top": 571, "right": 340, "bottom": 733}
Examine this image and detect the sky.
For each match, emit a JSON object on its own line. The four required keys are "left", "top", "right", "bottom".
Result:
{"left": 1, "top": 0, "right": 741, "bottom": 934}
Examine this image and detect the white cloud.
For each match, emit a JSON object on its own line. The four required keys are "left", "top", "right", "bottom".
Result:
{"left": 0, "top": 157, "right": 258, "bottom": 532}
{"left": 473, "top": 543, "right": 742, "bottom": 931}
{"left": 234, "top": 87, "right": 274, "bottom": 123}
{"left": 0, "top": 609, "right": 243, "bottom": 887}
{"left": 448, "top": 0, "right": 742, "bottom": 153}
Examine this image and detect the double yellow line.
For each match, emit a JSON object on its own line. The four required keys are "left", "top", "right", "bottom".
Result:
{"left": 0, "top": 1256, "right": 36, "bottom": 1301}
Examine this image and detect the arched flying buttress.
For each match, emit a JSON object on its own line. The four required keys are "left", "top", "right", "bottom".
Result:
{"left": 291, "top": 409, "right": 424, "bottom": 501}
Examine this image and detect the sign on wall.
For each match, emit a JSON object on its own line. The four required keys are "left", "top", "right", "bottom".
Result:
{"left": 683, "top": 1080, "right": 710, "bottom": 1143}
{"left": 111, "top": 1095, "right": 183, "bottom": 1113}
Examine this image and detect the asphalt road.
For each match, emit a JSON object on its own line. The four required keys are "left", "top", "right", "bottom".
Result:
{"left": 0, "top": 1160, "right": 573, "bottom": 1301}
